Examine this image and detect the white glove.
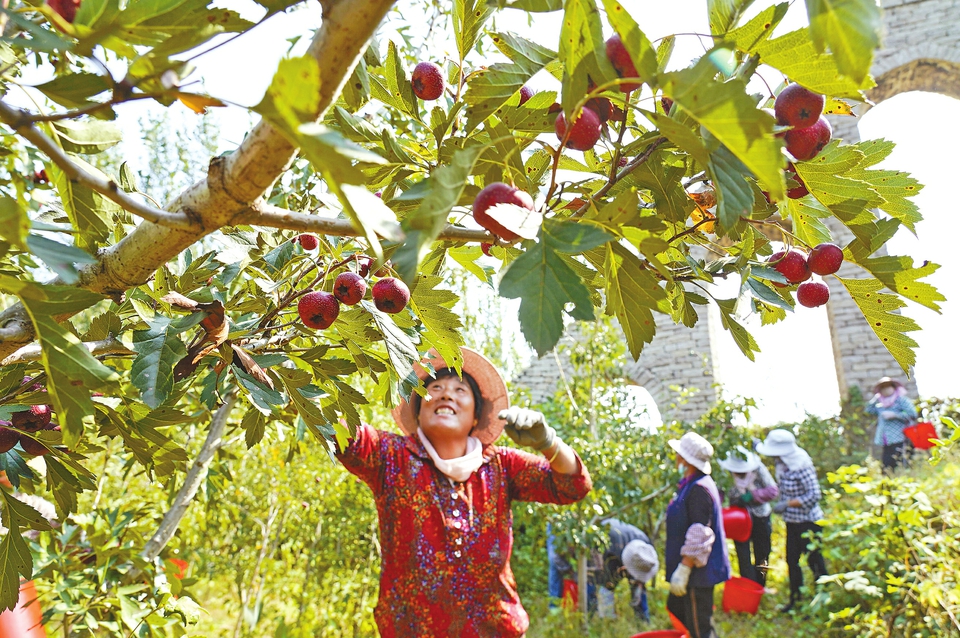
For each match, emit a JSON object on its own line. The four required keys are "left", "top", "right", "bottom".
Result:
{"left": 498, "top": 407, "right": 557, "bottom": 451}
{"left": 880, "top": 410, "right": 899, "bottom": 420}
{"left": 669, "top": 563, "right": 692, "bottom": 597}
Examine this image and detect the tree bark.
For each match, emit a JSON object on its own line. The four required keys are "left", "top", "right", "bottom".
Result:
{"left": 0, "top": 0, "right": 398, "bottom": 360}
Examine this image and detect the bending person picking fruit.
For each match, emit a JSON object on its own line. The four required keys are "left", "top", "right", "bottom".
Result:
{"left": 336, "top": 348, "right": 591, "bottom": 637}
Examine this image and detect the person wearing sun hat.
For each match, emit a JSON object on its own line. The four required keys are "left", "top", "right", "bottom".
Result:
{"left": 664, "top": 432, "right": 731, "bottom": 638}
{"left": 719, "top": 446, "right": 779, "bottom": 586}
{"left": 756, "top": 429, "right": 828, "bottom": 613}
{"left": 864, "top": 376, "right": 918, "bottom": 470}
{"left": 594, "top": 518, "right": 659, "bottom": 621}
{"left": 335, "top": 347, "right": 592, "bottom": 637}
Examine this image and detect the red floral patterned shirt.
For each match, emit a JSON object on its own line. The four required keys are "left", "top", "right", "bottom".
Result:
{"left": 338, "top": 424, "right": 592, "bottom": 637}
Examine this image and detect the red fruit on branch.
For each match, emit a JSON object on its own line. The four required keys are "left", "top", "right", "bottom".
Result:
{"left": 585, "top": 97, "right": 612, "bottom": 122}
{"left": 0, "top": 425, "right": 20, "bottom": 454}
{"left": 660, "top": 96, "right": 674, "bottom": 114}
{"left": 472, "top": 182, "right": 535, "bottom": 242}
{"left": 807, "top": 243, "right": 844, "bottom": 275}
{"left": 481, "top": 243, "right": 494, "bottom": 257}
{"left": 554, "top": 107, "right": 602, "bottom": 151}
{"left": 784, "top": 116, "right": 832, "bottom": 161}
{"left": 518, "top": 85, "right": 534, "bottom": 106}
{"left": 372, "top": 278, "right": 410, "bottom": 314}
{"left": 786, "top": 167, "right": 809, "bottom": 199}
{"left": 605, "top": 35, "right": 641, "bottom": 92}
{"left": 19, "top": 437, "right": 51, "bottom": 457}
{"left": 295, "top": 234, "right": 319, "bottom": 250}
{"left": 356, "top": 256, "right": 372, "bottom": 278}
{"left": 33, "top": 169, "right": 49, "bottom": 184}
{"left": 48, "top": 0, "right": 81, "bottom": 23}
{"left": 298, "top": 291, "right": 340, "bottom": 330}
{"left": 411, "top": 62, "right": 445, "bottom": 100}
{"left": 334, "top": 272, "right": 367, "bottom": 305}
{"left": 797, "top": 280, "right": 830, "bottom": 307}
{"left": 768, "top": 249, "right": 810, "bottom": 287}
{"left": 11, "top": 405, "right": 52, "bottom": 432}
{"left": 774, "top": 83, "right": 825, "bottom": 129}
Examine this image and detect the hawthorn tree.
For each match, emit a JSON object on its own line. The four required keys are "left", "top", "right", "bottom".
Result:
{"left": 0, "top": 0, "right": 944, "bottom": 630}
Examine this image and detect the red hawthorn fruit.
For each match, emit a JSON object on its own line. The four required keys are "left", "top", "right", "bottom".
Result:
{"left": 784, "top": 116, "right": 832, "bottom": 162}
{"left": 48, "top": 0, "right": 81, "bottom": 24}
{"left": 472, "top": 182, "right": 535, "bottom": 242}
{"left": 768, "top": 249, "right": 810, "bottom": 287}
{"left": 355, "top": 256, "right": 372, "bottom": 278}
{"left": 547, "top": 102, "right": 563, "bottom": 115}
{"left": 808, "top": 243, "right": 844, "bottom": 276}
{"left": 33, "top": 169, "right": 49, "bottom": 184}
{"left": 11, "top": 405, "right": 52, "bottom": 432}
{"left": 0, "top": 425, "right": 20, "bottom": 454}
{"left": 19, "top": 437, "right": 51, "bottom": 457}
{"left": 375, "top": 191, "right": 382, "bottom": 198}
{"left": 661, "top": 96, "right": 674, "bottom": 114}
{"left": 518, "top": 85, "right": 534, "bottom": 106}
{"left": 411, "top": 62, "right": 445, "bottom": 101}
{"left": 585, "top": 97, "right": 612, "bottom": 122}
{"left": 774, "top": 83, "right": 825, "bottom": 129}
{"left": 295, "top": 234, "right": 319, "bottom": 250}
{"left": 797, "top": 280, "right": 830, "bottom": 308}
{"left": 334, "top": 272, "right": 367, "bottom": 305}
{"left": 618, "top": 156, "right": 628, "bottom": 168}
{"left": 554, "top": 107, "right": 602, "bottom": 151}
{"left": 297, "top": 291, "right": 340, "bottom": 330}
{"left": 605, "top": 35, "right": 641, "bottom": 92}
{"left": 372, "top": 278, "right": 410, "bottom": 314}
{"left": 481, "top": 243, "right": 494, "bottom": 257}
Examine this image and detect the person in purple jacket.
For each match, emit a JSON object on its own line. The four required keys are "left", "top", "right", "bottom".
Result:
{"left": 719, "top": 446, "right": 779, "bottom": 586}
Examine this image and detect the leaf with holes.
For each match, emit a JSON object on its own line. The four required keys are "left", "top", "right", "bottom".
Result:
{"left": 838, "top": 276, "right": 920, "bottom": 372}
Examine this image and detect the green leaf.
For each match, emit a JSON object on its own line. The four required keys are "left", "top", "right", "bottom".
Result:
{"left": 25, "top": 234, "right": 98, "bottom": 285}
{"left": 0, "top": 195, "right": 29, "bottom": 248}
{"left": 410, "top": 274, "right": 465, "bottom": 376}
{"left": 785, "top": 196, "right": 833, "bottom": 246}
{"left": 660, "top": 53, "right": 784, "bottom": 199}
{"left": 392, "top": 144, "right": 486, "bottom": 282}
{"left": 843, "top": 139, "right": 923, "bottom": 232}
{"left": 275, "top": 368, "right": 330, "bottom": 442}
{"left": 253, "top": 56, "right": 321, "bottom": 133}
{"left": 715, "top": 298, "right": 760, "bottom": 361}
{"left": 724, "top": 3, "right": 788, "bottom": 53}
{"left": 601, "top": 242, "right": 666, "bottom": 358}
{"left": 707, "top": 0, "right": 756, "bottom": 36}
{"left": 131, "top": 316, "right": 188, "bottom": 409}
{"left": 33, "top": 73, "right": 112, "bottom": 109}
{"left": 837, "top": 276, "right": 920, "bottom": 373}
{"left": 52, "top": 120, "right": 122, "bottom": 154}
{"left": 601, "top": 0, "right": 658, "bottom": 85}
{"left": 499, "top": 220, "right": 612, "bottom": 355}
{"left": 252, "top": 0, "right": 303, "bottom": 16}
{"left": 240, "top": 410, "right": 267, "bottom": 449}
{"left": 849, "top": 255, "right": 944, "bottom": 312}
{"left": 48, "top": 155, "right": 118, "bottom": 251}
{"left": 793, "top": 141, "right": 884, "bottom": 229}
{"left": 362, "top": 301, "right": 420, "bottom": 398}
{"left": 805, "top": 0, "right": 880, "bottom": 85}
{"left": 628, "top": 149, "right": 697, "bottom": 223}
{"left": 756, "top": 28, "right": 876, "bottom": 98}
{"left": 374, "top": 41, "right": 419, "bottom": 121}
{"left": 233, "top": 365, "right": 286, "bottom": 415}
{"left": 559, "top": 0, "right": 617, "bottom": 118}
{"left": 0, "top": 493, "right": 34, "bottom": 612}
{"left": 464, "top": 33, "right": 557, "bottom": 131}
{"left": 454, "top": 0, "right": 493, "bottom": 62}
{"left": 708, "top": 144, "right": 755, "bottom": 229}
{"left": 0, "top": 278, "right": 117, "bottom": 447}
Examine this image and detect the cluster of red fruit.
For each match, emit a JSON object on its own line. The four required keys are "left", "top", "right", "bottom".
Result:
{"left": 767, "top": 242, "right": 844, "bottom": 308}
{"left": 48, "top": 0, "right": 81, "bottom": 23}
{"left": 770, "top": 83, "right": 833, "bottom": 199}
{"left": 1, "top": 395, "right": 57, "bottom": 457}
{"left": 293, "top": 235, "right": 410, "bottom": 330}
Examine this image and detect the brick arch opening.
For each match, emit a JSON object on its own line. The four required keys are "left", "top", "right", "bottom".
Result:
{"left": 868, "top": 58, "right": 960, "bottom": 104}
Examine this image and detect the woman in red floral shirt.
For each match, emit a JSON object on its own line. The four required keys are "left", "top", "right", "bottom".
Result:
{"left": 337, "top": 348, "right": 592, "bottom": 637}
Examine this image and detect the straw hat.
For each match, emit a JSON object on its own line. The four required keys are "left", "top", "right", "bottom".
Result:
{"left": 621, "top": 539, "right": 659, "bottom": 583}
{"left": 872, "top": 377, "right": 904, "bottom": 393}
{"left": 391, "top": 348, "right": 510, "bottom": 445}
{"left": 718, "top": 446, "right": 762, "bottom": 474}
{"left": 755, "top": 429, "right": 800, "bottom": 458}
{"left": 668, "top": 432, "right": 714, "bottom": 474}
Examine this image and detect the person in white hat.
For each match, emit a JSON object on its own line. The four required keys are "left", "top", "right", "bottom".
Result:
{"left": 594, "top": 518, "right": 658, "bottom": 621}
{"left": 756, "top": 429, "right": 828, "bottom": 613}
{"left": 664, "top": 432, "right": 731, "bottom": 638}
{"left": 865, "top": 377, "right": 917, "bottom": 470}
{"left": 718, "top": 446, "right": 779, "bottom": 586}
{"left": 336, "top": 348, "right": 592, "bottom": 637}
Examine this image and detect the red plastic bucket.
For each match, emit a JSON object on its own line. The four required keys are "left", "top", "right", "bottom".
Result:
{"left": 630, "top": 632, "right": 686, "bottom": 638}
{"left": 722, "top": 576, "right": 765, "bottom": 614}
{"left": 668, "top": 610, "right": 689, "bottom": 636}
{"left": 561, "top": 578, "right": 578, "bottom": 610}
{"left": 904, "top": 422, "right": 938, "bottom": 450}
{"left": 0, "top": 580, "right": 45, "bottom": 637}
{"left": 722, "top": 506, "right": 753, "bottom": 542}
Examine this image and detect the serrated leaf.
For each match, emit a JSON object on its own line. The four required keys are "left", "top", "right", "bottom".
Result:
{"left": 47, "top": 155, "right": 118, "bottom": 251}
{"left": 132, "top": 316, "right": 188, "bottom": 409}
{"left": 837, "top": 276, "right": 920, "bottom": 373}
{"left": 715, "top": 298, "right": 760, "bottom": 361}
{"left": 660, "top": 54, "right": 784, "bottom": 199}
{"left": 410, "top": 274, "right": 465, "bottom": 375}
{"left": 843, "top": 139, "right": 923, "bottom": 232}
{"left": 785, "top": 196, "right": 833, "bottom": 246}
{"left": 33, "top": 72, "right": 112, "bottom": 108}
{"left": 628, "top": 149, "right": 696, "bottom": 223}
{"left": 454, "top": 0, "right": 493, "bottom": 61}
{"left": 241, "top": 409, "right": 267, "bottom": 449}
{"left": 253, "top": 56, "right": 321, "bottom": 133}
{"left": 708, "top": 144, "right": 755, "bottom": 229}
{"left": 724, "top": 2, "right": 788, "bottom": 52}
{"left": 666, "top": 282, "right": 700, "bottom": 328}
{"left": 0, "top": 494, "right": 33, "bottom": 611}
{"left": 601, "top": 0, "right": 658, "bottom": 85}
{"left": 362, "top": 301, "right": 420, "bottom": 398}
{"left": 0, "top": 278, "right": 117, "bottom": 447}
{"left": 25, "top": 234, "right": 98, "bottom": 285}
{"left": 601, "top": 242, "right": 666, "bottom": 358}
{"left": 559, "top": 0, "right": 617, "bottom": 117}
{"left": 707, "top": 0, "right": 756, "bottom": 36}
{"left": 805, "top": 0, "right": 880, "bottom": 85}
{"left": 464, "top": 33, "right": 557, "bottom": 131}
{"left": 645, "top": 111, "right": 710, "bottom": 165}
{"left": 234, "top": 365, "right": 286, "bottom": 415}
{"left": 746, "top": 277, "right": 793, "bottom": 311}
{"left": 0, "top": 195, "right": 29, "bottom": 248}
{"left": 849, "top": 255, "right": 944, "bottom": 312}
{"left": 371, "top": 41, "right": 419, "bottom": 121}
{"left": 756, "top": 28, "right": 876, "bottom": 98}
{"left": 52, "top": 120, "right": 122, "bottom": 154}
{"left": 794, "top": 141, "right": 884, "bottom": 230}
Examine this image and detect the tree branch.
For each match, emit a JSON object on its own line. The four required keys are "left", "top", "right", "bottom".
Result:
{"left": 0, "top": 100, "right": 198, "bottom": 230}
{"left": 1, "top": 336, "right": 132, "bottom": 366}
{"left": 571, "top": 137, "right": 667, "bottom": 219}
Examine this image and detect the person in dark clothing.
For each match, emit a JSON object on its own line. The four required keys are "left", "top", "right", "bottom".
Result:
{"left": 665, "top": 432, "right": 731, "bottom": 638}
{"left": 595, "top": 518, "right": 658, "bottom": 621}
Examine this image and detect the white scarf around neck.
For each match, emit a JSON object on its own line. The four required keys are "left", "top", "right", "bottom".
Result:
{"left": 777, "top": 447, "right": 814, "bottom": 474}
{"left": 417, "top": 428, "right": 484, "bottom": 483}
{"left": 733, "top": 470, "right": 757, "bottom": 490}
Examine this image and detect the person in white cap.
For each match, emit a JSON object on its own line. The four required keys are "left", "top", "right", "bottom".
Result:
{"left": 719, "top": 446, "right": 779, "bottom": 586}
{"left": 865, "top": 377, "right": 917, "bottom": 470}
{"left": 756, "top": 429, "right": 828, "bottom": 613}
{"left": 664, "top": 432, "right": 731, "bottom": 638}
{"left": 336, "top": 348, "right": 592, "bottom": 638}
{"left": 594, "top": 518, "right": 658, "bottom": 621}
